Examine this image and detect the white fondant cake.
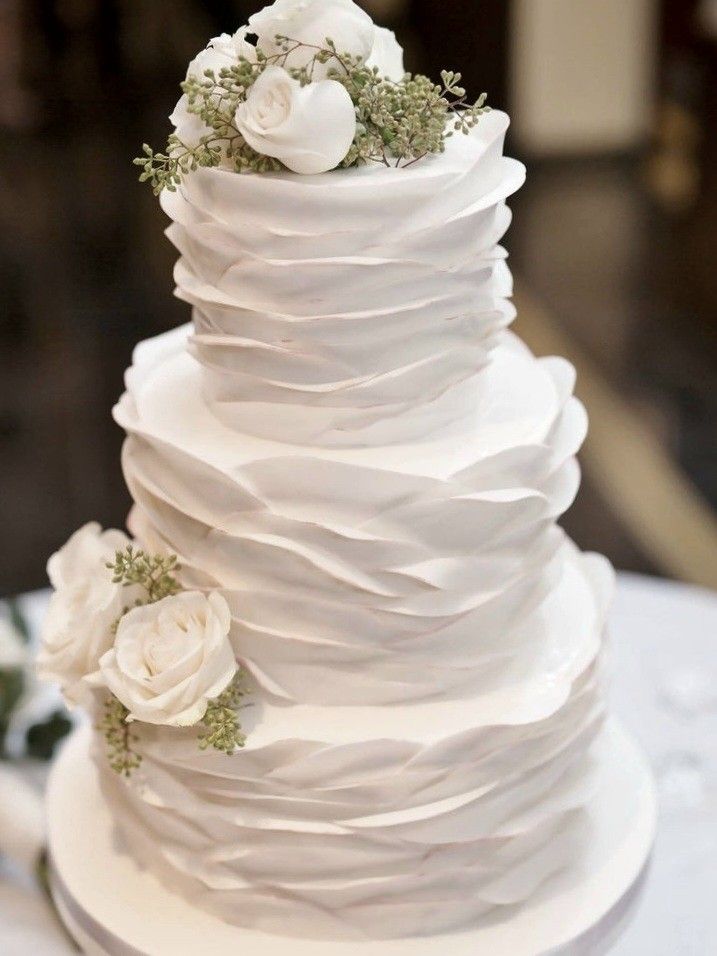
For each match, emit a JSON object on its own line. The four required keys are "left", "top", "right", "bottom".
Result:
{"left": 44, "top": 5, "right": 656, "bottom": 952}
{"left": 104, "top": 112, "right": 609, "bottom": 942}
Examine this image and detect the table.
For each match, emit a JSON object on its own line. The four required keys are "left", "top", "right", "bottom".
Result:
{"left": 1, "top": 573, "right": 716, "bottom": 955}
{"left": 607, "top": 574, "right": 717, "bottom": 954}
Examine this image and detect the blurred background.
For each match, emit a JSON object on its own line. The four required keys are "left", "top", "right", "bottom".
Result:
{"left": 0, "top": 0, "right": 715, "bottom": 596}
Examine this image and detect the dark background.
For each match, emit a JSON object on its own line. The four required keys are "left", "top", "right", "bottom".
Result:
{"left": 1, "top": 0, "right": 715, "bottom": 595}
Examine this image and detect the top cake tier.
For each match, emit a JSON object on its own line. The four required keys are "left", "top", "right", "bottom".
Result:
{"left": 160, "top": 112, "right": 525, "bottom": 447}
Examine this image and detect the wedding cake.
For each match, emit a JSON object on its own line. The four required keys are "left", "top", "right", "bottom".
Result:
{"left": 41, "top": 3, "right": 656, "bottom": 953}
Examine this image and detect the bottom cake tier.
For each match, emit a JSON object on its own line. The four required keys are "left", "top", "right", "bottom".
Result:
{"left": 48, "top": 719, "right": 655, "bottom": 956}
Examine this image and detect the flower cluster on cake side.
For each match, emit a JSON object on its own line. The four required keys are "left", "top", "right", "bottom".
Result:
{"left": 134, "top": 0, "right": 489, "bottom": 190}
{"left": 37, "top": 524, "right": 247, "bottom": 775}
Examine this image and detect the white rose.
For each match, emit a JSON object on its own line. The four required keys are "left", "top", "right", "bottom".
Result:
{"left": 169, "top": 94, "right": 209, "bottom": 150}
{"left": 186, "top": 28, "right": 255, "bottom": 80}
{"left": 249, "top": 0, "right": 375, "bottom": 78}
{"left": 235, "top": 65, "right": 356, "bottom": 174}
{"left": 366, "top": 26, "right": 405, "bottom": 81}
{"left": 171, "top": 28, "right": 257, "bottom": 149}
{"left": 37, "top": 523, "right": 136, "bottom": 706}
{"left": 99, "top": 591, "right": 237, "bottom": 727}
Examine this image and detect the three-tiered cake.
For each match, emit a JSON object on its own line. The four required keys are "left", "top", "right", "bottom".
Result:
{"left": 42, "top": 3, "right": 656, "bottom": 953}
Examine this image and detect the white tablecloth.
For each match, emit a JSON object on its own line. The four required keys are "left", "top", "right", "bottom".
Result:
{"left": 1, "top": 573, "right": 716, "bottom": 955}
{"left": 607, "top": 574, "right": 717, "bottom": 955}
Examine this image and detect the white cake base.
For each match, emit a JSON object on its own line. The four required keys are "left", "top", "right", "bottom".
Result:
{"left": 47, "top": 720, "right": 656, "bottom": 956}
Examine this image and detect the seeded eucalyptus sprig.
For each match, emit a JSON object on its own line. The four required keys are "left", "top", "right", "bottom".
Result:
{"left": 99, "top": 695, "right": 142, "bottom": 777}
{"left": 107, "top": 545, "right": 181, "bottom": 604}
{"left": 338, "top": 59, "right": 488, "bottom": 168}
{"left": 199, "top": 674, "right": 247, "bottom": 754}
{"left": 134, "top": 36, "right": 489, "bottom": 192}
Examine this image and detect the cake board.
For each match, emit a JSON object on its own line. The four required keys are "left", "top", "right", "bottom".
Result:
{"left": 48, "top": 720, "right": 656, "bottom": 956}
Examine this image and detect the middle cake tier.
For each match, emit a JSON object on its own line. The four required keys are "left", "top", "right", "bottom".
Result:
{"left": 114, "top": 325, "right": 605, "bottom": 709}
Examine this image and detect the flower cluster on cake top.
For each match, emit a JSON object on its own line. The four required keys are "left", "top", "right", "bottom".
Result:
{"left": 37, "top": 524, "right": 247, "bottom": 775}
{"left": 135, "top": 0, "right": 489, "bottom": 190}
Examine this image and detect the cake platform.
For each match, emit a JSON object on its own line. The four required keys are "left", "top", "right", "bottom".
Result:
{"left": 48, "top": 720, "right": 656, "bottom": 956}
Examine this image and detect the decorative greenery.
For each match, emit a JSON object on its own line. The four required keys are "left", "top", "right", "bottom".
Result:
{"left": 339, "top": 59, "right": 488, "bottom": 169}
{"left": 199, "top": 673, "right": 247, "bottom": 755}
{"left": 107, "top": 545, "right": 182, "bottom": 604}
{"left": 99, "top": 694, "right": 142, "bottom": 777}
{"left": 134, "top": 36, "right": 489, "bottom": 192}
